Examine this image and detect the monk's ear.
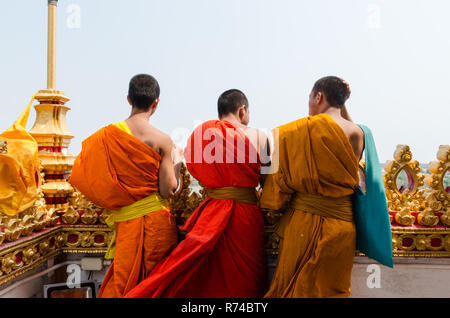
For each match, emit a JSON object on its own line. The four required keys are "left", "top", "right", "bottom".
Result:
{"left": 316, "top": 92, "right": 323, "bottom": 104}
{"left": 127, "top": 96, "right": 132, "bottom": 106}
{"left": 150, "top": 98, "right": 160, "bottom": 113}
{"left": 238, "top": 105, "right": 246, "bottom": 120}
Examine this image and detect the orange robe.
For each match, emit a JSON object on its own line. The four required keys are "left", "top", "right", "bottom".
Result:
{"left": 125, "top": 120, "right": 267, "bottom": 298}
{"left": 261, "top": 114, "right": 359, "bottom": 298}
{"left": 70, "top": 123, "right": 178, "bottom": 298}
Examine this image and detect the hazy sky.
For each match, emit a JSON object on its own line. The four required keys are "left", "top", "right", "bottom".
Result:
{"left": 1, "top": 0, "right": 449, "bottom": 162}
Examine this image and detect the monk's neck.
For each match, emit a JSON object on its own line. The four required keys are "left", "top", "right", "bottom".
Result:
{"left": 220, "top": 114, "right": 246, "bottom": 129}
{"left": 128, "top": 109, "right": 154, "bottom": 122}
{"left": 321, "top": 107, "right": 342, "bottom": 120}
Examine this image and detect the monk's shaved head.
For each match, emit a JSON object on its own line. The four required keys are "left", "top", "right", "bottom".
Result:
{"left": 312, "top": 76, "right": 350, "bottom": 108}
{"left": 218, "top": 89, "right": 249, "bottom": 118}
{"left": 128, "top": 74, "right": 160, "bottom": 110}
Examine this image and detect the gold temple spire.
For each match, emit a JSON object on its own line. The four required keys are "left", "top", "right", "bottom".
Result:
{"left": 47, "top": 0, "right": 58, "bottom": 90}
{"left": 29, "top": 0, "right": 74, "bottom": 212}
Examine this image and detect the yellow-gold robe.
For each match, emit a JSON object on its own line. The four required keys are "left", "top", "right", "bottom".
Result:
{"left": 261, "top": 113, "right": 359, "bottom": 298}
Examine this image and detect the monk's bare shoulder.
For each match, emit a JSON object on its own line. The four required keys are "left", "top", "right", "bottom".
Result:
{"left": 126, "top": 119, "right": 173, "bottom": 156}
{"left": 326, "top": 116, "right": 364, "bottom": 161}
{"left": 143, "top": 126, "right": 173, "bottom": 156}
{"left": 156, "top": 132, "right": 174, "bottom": 158}
{"left": 346, "top": 121, "right": 364, "bottom": 161}
{"left": 241, "top": 126, "right": 266, "bottom": 140}
{"left": 240, "top": 127, "right": 270, "bottom": 155}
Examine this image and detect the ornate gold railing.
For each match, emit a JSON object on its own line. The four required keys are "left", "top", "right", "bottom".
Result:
{"left": 383, "top": 145, "right": 450, "bottom": 256}
{"left": 0, "top": 144, "right": 448, "bottom": 286}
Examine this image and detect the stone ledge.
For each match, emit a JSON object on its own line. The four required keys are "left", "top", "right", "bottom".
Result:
{"left": 351, "top": 257, "right": 450, "bottom": 298}
{"left": 354, "top": 256, "right": 450, "bottom": 265}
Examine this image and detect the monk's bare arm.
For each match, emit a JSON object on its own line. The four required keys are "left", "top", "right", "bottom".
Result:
{"left": 259, "top": 131, "right": 272, "bottom": 187}
{"left": 172, "top": 145, "right": 184, "bottom": 187}
{"left": 349, "top": 128, "right": 365, "bottom": 162}
{"left": 340, "top": 78, "right": 353, "bottom": 122}
{"left": 158, "top": 136, "right": 178, "bottom": 199}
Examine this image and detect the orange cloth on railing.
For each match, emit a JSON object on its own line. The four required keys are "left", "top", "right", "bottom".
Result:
{"left": 0, "top": 94, "right": 39, "bottom": 216}
{"left": 71, "top": 122, "right": 177, "bottom": 298}
{"left": 261, "top": 113, "right": 359, "bottom": 298}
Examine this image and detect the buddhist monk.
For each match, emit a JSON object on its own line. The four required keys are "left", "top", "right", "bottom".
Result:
{"left": 125, "top": 89, "right": 270, "bottom": 298}
{"left": 70, "top": 74, "right": 181, "bottom": 298}
{"left": 261, "top": 76, "right": 364, "bottom": 298}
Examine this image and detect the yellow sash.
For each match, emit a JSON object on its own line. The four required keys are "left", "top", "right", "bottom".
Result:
{"left": 276, "top": 193, "right": 354, "bottom": 238}
{"left": 291, "top": 193, "right": 353, "bottom": 222}
{"left": 113, "top": 121, "right": 133, "bottom": 136}
{"left": 105, "top": 192, "right": 170, "bottom": 259}
{"left": 207, "top": 187, "right": 258, "bottom": 205}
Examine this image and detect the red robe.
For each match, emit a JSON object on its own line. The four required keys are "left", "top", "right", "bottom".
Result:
{"left": 125, "top": 120, "right": 267, "bottom": 298}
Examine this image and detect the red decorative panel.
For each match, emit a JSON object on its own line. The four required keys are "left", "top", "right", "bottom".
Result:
{"left": 430, "top": 238, "right": 442, "bottom": 247}
{"left": 68, "top": 234, "right": 79, "bottom": 244}
{"left": 49, "top": 237, "right": 55, "bottom": 248}
{"left": 15, "top": 252, "right": 23, "bottom": 264}
{"left": 45, "top": 174, "right": 65, "bottom": 180}
{"left": 94, "top": 235, "right": 104, "bottom": 244}
{"left": 38, "top": 146, "right": 63, "bottom": 154}
{"left": 402, "top": 237, "right": 414, "bottom": 247}
{"left": 39, "top": 101, "right": 65, "bottom": 105}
